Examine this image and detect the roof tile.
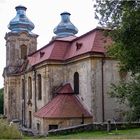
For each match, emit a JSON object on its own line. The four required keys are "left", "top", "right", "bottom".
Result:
{"left": 34, "top": 84, "right": 92, "bottom": 119}
{"left": 28, "top": 28, "right": 112, "bottom": 66}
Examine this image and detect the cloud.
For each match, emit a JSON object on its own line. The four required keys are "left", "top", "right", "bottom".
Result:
{"left": 0, "top": 0, "right": 6, "bottom": 3}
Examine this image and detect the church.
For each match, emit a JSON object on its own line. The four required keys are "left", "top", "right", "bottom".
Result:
{"left": 3, "top": 5, "right": 127, "bottom": 135}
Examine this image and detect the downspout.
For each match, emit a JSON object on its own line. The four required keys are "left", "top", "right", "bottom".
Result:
{"left": 101, "top": 56, "right": 105, "bottom": 122}
{"left": 23, "top": 72, "right": 26, "bottom": 127}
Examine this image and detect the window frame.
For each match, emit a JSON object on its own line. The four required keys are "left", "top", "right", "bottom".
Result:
{"left": 37, "top": 74, "right": 42, "bottom": 100}
{"left": 74, "top": 72, "right": 79, "bottom": 94}
{"left": 20, "top": 44, "right": 27, "bottom": 59}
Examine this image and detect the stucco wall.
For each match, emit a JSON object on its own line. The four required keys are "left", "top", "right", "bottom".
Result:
{"left": 4, "top": 76, "right": 21, "bottom": 121}
{"left": 103, "top": 59, "right": 127, "bottom": 121}
{"left": 47, "top": 64, "right": 65, "bottom": 99}
{"left": 91, "top": 58, "right": 103, "bottom": 122}
{"left": 65, "top": 58, "right": 93, "bottom": 115}
{"left": 33, "top": 117, "right": 92, "bottom": 135}
{"left": 91, "top": 58, "right": 127, "bottom": 122}
{"left": 5, "top": 32, "right": 37, "bottom": 66}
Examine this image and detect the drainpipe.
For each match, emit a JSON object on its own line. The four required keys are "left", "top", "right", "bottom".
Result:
{"left": 23, "top": 72, "right": 26, "bottom": 127}
{"left": 101, "top": 57, "right": 105, "bottom": 122}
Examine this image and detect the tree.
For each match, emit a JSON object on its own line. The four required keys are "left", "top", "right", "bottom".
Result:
{"left": 110, "top": 75, "right": 140, "bottom": 121}
{"left": 94, "top": 0, "right": 140, "bottom": 121}
{"left": 0, "top": 88, "right": 4, "bottom": 114}
{"left": 94, "top": 0, "right": 140, "bottom": 73}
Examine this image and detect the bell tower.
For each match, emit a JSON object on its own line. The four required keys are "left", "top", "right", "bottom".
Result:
{"left": 3, "top": 5, "right": 38, "bottom": 121}
{"left": 5, "top": 5, "right": 38, "bottom": 73}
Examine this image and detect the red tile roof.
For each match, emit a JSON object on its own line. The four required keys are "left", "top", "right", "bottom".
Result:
{"left": 28, "top": 41, "right": 70, "bottom": 66}
{"left": 28, "top": 27, "right": 112, "bottom": 66}
{"left": 55, "top": 83, "right": 74, "bottom": 94}
{"left": 34, "top": 84, "right": 92, "bottom": 119}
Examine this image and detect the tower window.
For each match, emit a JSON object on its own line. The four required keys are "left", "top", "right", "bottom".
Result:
{"left": 21, "top": 45, "right": 27, "bottom": 59}
{"left": 74, "top": 72, "right": 79, "bottom": 94}
{"left": 28, "top": 77, "right": 32, "bottom": 99}
{"left": 37, "top": 74, "right": 42, "bottom": 100}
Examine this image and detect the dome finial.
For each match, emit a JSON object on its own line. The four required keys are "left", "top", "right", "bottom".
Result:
{"left": 53, "top": 12, "right": 78, "bottom": 38}
{"left": 8, "top": 5, "right": 35, "bottom": 33}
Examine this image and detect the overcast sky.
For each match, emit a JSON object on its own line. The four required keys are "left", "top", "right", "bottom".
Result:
{"left": 0, "top": 0, "right": 98, "bottom": 88}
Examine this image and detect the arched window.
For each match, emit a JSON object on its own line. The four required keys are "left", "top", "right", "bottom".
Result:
{"left": 22, "top": 79, "right": 25, "bottom": 99}
{"left": 74, "top": 72, "right": 79, "bottom": 94}
{"left": 28, "top": 77, "right": 32, "bottom": 99}
{"left": 21, "top": 45, "right": 27, "bottom": 59}
{"left": 37, "top": 74, "right": 42, "bottom": 100}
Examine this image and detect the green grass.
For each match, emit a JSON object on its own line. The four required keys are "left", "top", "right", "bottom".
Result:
{"left": 47, "top": 128, "right": 140, "bottom": 139}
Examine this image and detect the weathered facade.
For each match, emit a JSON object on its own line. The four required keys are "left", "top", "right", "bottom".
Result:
{"left": 3, "top": 5, "right": 127, "bottom": 135}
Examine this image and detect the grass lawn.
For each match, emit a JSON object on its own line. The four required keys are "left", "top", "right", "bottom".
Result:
{"left": 47, "top": 128, "right": 140, "bottom": 139}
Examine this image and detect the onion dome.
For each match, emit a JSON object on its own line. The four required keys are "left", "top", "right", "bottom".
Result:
{"left": 8, "top": 5, "right": 35, "bottom": 33}
{"left": 53, "top": 12, "right": 78, "bottom": 37}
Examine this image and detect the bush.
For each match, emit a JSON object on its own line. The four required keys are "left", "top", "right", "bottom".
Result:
{"left": 0, "top": 119, "right": 22, "bottom": 139}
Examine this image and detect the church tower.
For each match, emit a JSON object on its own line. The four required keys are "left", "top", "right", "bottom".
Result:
{"left": 3, "top": 5, "right": 38, "bottom": 121}
{"left": 5, "top": 5, "right": 38, "bottom": 72}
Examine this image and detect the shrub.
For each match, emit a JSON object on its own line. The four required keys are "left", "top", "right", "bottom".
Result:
{"left": 0, "top": 119, "right": 22, "bottom": 139}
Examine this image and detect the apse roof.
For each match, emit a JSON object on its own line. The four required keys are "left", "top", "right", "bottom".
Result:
{"left": 34, "top": 83, "right": 92, "bottom": 119}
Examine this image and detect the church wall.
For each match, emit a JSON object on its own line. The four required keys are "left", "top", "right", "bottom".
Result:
{"left": 20, "top": 74, "right": 27, "bottom": 126}
{"left": 23, "top": 64, "right": 65, "bottom": 129}
{"left": 5, "top": 32, "right": 37, "bottom": 69}
{"left": 21, "top": 72, "right": 34, "bottom": 128}
{"left": 47, "top": 64, "right": 65, "bottom": 98}
{"left": 91, "top": 58, "right": 103, "bottom": 122}
{"left": 4, "top": 78, "right": 8, "bottom": 117}
{"left": 4, "top": 76, "right": 21, "bottom": 121}
{"left": 34, "top": 67, "right": 46, "bottom": 110}
{"left": 33, "top": 117, "right": 43, "bottom": 134}
{"left": 19, "top": 57, "right": 128, "bottom": 132}
{"left": 21, "top": 65, "right": 50, "bottom": 129}
{"left": 33, "top": 117, "right": 92, "bottom": 135}
{"left": 103, "top": 59, "right": 127, "bottom": 122}
{"left": 91, "top": 58, "right": 127, "bottom": 122}
{"left": 65, "top": 58, "right": 93, "bottom": 115}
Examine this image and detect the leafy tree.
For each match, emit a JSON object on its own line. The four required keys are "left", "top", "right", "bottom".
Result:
{"left": 94, "top": 0, "right": 140, "bottom": 73}
{"left": 110, "top": 75, "right": 140, "bottom": 121}
{"left": 0, "top": 88, "right": 4, "bottom": 114}
{"left": 94, "top": 0, "right": 140, "bottom": 121}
